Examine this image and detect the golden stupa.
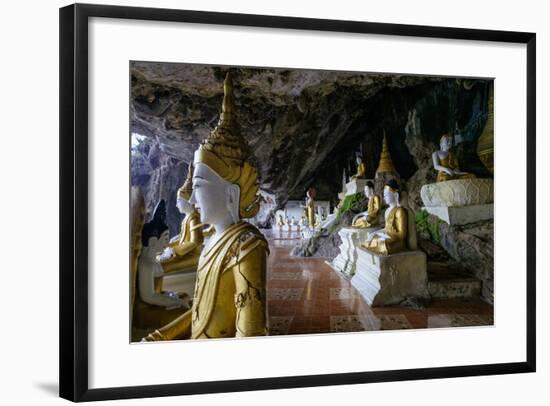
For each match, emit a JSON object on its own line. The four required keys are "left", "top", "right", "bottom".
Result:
{"left": 376, "top": 132, "right": 397, "bottom": 174}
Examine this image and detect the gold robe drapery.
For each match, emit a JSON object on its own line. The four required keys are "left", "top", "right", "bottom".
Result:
{"left": 352, "top": 194, "right": 381, "bottom": 228}
{"left": 145, "top": 221, "right": 269, "bottom": 341}
{"left": 363, "top": 206, "right": 407, "bottom": 255}
{"left": 437, "top": 150, "right": 476, "bottom": 183}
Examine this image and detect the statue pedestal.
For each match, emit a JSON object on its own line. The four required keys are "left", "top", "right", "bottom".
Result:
{"left": 330, "top": 227, "right": 374, "bottom": 277}
{"left": 351, "top": 247, "right": 429, "bottom": 306}
{"left": 421, "top": 179, "right": 494, "bottom": 225}
{"left": 424, "top": 204, "right": 493, "bottom": 226}
{"left": 345, "top": 179, "right": 372, "bottom": 196}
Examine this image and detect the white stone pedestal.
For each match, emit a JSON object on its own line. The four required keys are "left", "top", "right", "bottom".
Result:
{"left": 345, "top": 179, "right": 373, "bottom": 196}
{"left": 351, "top": 247, "right": 429, "bottom": 306}
{"left": 424, "top": 203, "right": 493, "bottom": 225}
{"left": 420, "top": 179, "right": 494, "bottom": 225}
{"left": 330, "top": 227, "right": 374, "bottom": 277}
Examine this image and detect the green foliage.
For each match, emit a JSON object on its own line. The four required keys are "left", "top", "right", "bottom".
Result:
{"left": 336, "top": 193, "right": 363, "bottom": 220}
{"left": 415, "top": 209, "right": 441, "bottom": 244}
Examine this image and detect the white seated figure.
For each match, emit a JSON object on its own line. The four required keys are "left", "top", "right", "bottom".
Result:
{"left": 137, "top": 200, "right": 187, "bottom": 310}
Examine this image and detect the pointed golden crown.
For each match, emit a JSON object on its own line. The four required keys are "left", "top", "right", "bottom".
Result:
{"left": 193, "top": 72, "right": 260, "bottom": 218}
{"left": 376, "top": 131, "right": 397, "bottom": 174}
{"left": 177, "top": 162, "right": 194, "bottom": 200}
{"left": 199, "top": 72, "right": 250, "bottom": 166}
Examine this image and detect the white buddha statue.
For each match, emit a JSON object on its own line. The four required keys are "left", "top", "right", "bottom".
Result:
{"left": 432, "top": 134, "right": 475, "bottom": 182}
{"left": 137, "top": 200, "right": 187, "bottom": 309}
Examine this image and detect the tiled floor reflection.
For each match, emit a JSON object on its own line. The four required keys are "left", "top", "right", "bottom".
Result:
{"left": 265, "top": 231, "right": 494, "bottom": 336}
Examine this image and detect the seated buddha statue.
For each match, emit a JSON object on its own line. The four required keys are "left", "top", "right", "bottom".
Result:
{"left": 433, "top": 134, "right": 476, "bottom": 182}
{"left": 362, "top": 180, "right": 409, "bottom": 256}
{"left": 133, "top": 200, "right": 189, "bottom": 333}
{"left": 352, "top": 181, "right": 381, "bottom": 228}
{"left": 143, "top": 72, "right": 269, "bottom": 341}
{"left": 158, "top": 163, "right": 203, "bottom": 273}
{"left": 351, "top": 156, "right": 366, "bottom": 180}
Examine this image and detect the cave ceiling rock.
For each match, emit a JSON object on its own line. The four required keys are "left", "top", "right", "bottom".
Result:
{"left": 131, "top": 62, "right": 439, "bottom": 203}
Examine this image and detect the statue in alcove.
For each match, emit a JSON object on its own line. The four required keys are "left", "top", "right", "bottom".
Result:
{"left": 158, "top": 162, "right": 203, "bottom": 273}
{"left": 432, "top": 134, "right": 476, "bottom": 182}
{"left": 352, "top": 181, "right": 381, "bottom": 228}
{"left": 143, "top": 72, "right": 269, "bottom": 341}
{"left": 362, "top": 180, "right": 415, "bottom": 256}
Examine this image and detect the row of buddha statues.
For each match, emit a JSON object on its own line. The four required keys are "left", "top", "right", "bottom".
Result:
{"left": 341, "top": 131, "right": 477, "bottom": 256}
{"left": 132, "top": 72, "right": 269, "bottom": 341}
{"left": 347, "top": 131, "right": 475, "bottom": 186}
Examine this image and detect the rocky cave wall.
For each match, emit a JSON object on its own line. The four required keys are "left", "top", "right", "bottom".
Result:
{"left": 131, "top": 63, "right": 492, "bottom": 228}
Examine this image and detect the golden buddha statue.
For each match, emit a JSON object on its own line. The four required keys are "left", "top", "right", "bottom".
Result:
{"left": 158, "top": 163, "right": 203, "bottom": 273}
{"left": 433, "top": 134, "right": 476, "bottom": 182}
{"left": 351, "top": 156, "right": 366, "bottom": 180}
{"left": 306, "top": 187, "right": 316, "bottom": 229}
{"left": 143, "top": 72, "right": 269, "bottom": 341}
{"left": 352, "top": 181, "right": 380, "bottom": 228}
{"left": 362, "top": 180, "right": 409, "bottom": 256}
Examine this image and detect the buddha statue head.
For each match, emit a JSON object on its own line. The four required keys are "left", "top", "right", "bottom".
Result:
{"left": 141, "top": 200, "right": 170, "bottom": 254}
{"left": 383, "top": 179, "right": 401, "bottom": 206}
{"left": 176, "top": 162, "right": 195, "bottom": 215}
{"left": 440, "top": 134, "right": 453, "bottom": 152}
{"left": 364, "top": 180, "right": 375, "bottom": 198}
{"left": 356, "top": 156, "right": 363, "bottom": 165}
{"left": 190, "top": 72, "right": 260, "bottom": 230}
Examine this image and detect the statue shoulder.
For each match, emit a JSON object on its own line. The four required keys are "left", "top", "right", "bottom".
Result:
{"left": 395, "top": 207, "right": 408, "bottom": 220}
{"left": 224, "top": 226, "right": 269, "bottom": 269}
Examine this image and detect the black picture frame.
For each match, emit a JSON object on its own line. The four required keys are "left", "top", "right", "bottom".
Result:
{"left": 59, "top": 3, "right": 536, "bottom": 402}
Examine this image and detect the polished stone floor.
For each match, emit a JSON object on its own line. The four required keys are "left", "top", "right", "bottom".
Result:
{"left": 265, "top": 232, "right": 493, "bottom": 336}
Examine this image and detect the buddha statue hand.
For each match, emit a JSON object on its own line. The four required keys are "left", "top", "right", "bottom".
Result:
{"left": 163, "top": 291, "right": 186, "bottom": 310}
{"left": 158, "top": 247, "right": 174, "bottom": 262}
{"left": 169, "top": 235, "right": 180, "bottom": 244}
{"left": 352, "top": 213, "right": 366, "bottom": 223}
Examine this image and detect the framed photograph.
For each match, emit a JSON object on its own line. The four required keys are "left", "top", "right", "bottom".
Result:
{"left": 59, "top": 3, "right": 536, "bottom": 402}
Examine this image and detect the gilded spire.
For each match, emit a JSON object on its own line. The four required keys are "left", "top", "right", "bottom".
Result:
{"left": 177, "top": 162, "right": 194, "bottom": 200}
{"left": 376, "top": 131, "right": 397, "bottom": 174}
{"left": 193, "top": 71, "right": 260, "bottom": 218}
{"left": 200, "top": 72, "right": 249, "bottom": 167}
